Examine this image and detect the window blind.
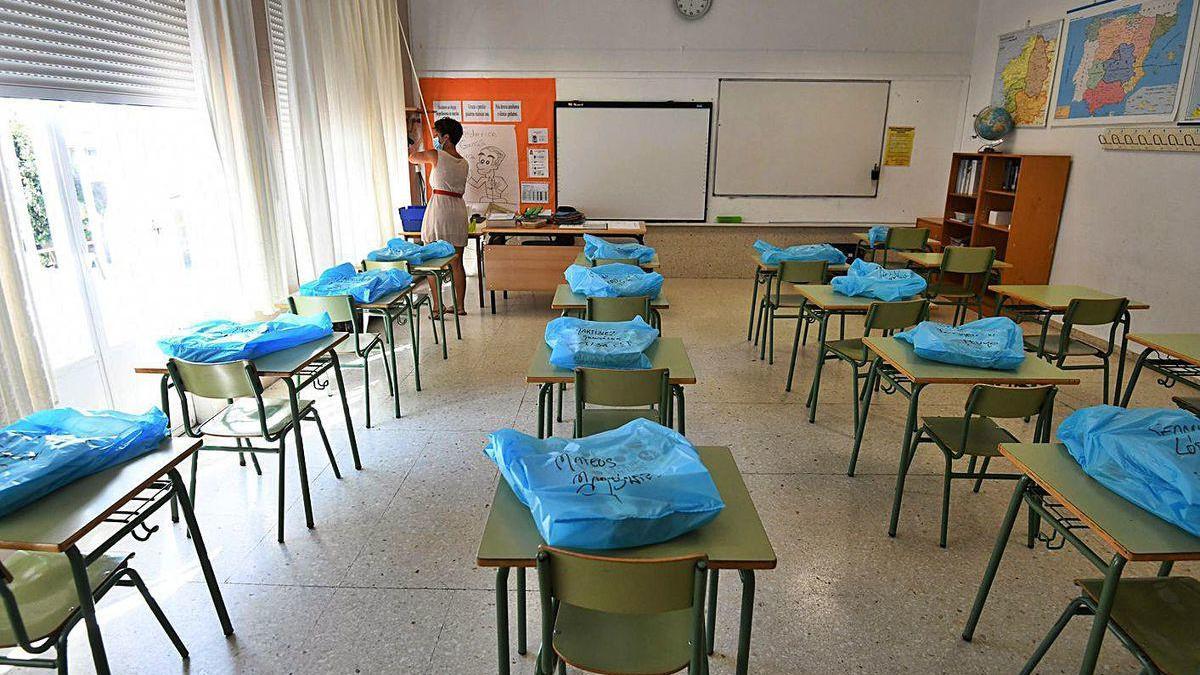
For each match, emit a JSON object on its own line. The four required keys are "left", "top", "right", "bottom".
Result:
{"left": 0, "top": 0, "right": 194, "bottom": 106}
{"left": 266, "top": 0, "right": 289, "bottom": 135}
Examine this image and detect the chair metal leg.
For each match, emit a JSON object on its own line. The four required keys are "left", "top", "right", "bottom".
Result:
{"left": 806, "top": 317, "right": 829, "bottom": 423}
{"left": 363, "top": 352, "right": 372, "bottom": 429}
{"left": 124, "top": 569, "right": 189, "bottom": 659}
{"left": 940, "top": 453, "right": 953, "bottom": 548}
{"left": 276, "top": 436, "right": 287, "bottom": 542}
{"left": 767, "top": 306, "right": 776, "bottom": 364}
{"left": 785, "top": 315, "right": 804, "bottom": 392}
{"left": 1101, "top": 358, "right": 1111, "bottom": 405}
{"left": 188, "top": 452, "right": 199, "bottom": 507}
{"left": 972, "top": 457, "right": 991, "bottom": 493}
{"left": 327, "top": 353, "right": 364, "bottom": 467}
{"left": 746, "top": 271, "right": 761, "bottom": 341}
{"left": 888, "top": 383, "right": 925, "bottom": 537}
{"left": 66, "top": 547, "right": 110, "bottom": 675}
{"left": 308, "top": 410, "right": 341, "bottom": 479}
{"left": 1020, "top": 597, "right": 1090, "bottom": 675}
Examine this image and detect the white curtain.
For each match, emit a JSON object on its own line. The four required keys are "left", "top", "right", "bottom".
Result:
{"left": 186, "top": 0, "right": 294, "bottom": 312}
{"left": 0, "top": 156, "right": 53, "bottom": 423}
{"left": 281, "top": 0, "right": 410, "bottom": 281}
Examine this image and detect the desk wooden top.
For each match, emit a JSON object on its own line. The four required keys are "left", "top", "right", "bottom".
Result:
{"left": 396, "top": 230, "right": 482, "bottom": 240}
{"left": 1001, "top": 443, "right": 1200, "bottom": 562}
{"left": 0, "top": 437, "right": 202, "bottom": 552}
{"left": 355, "top": 286, "right": 418, "bottom": 310}
{"left": 477, "top": 446, "right": 776, "bottom": 570}
{"left": 572, "top": 253, "right": 661, "bottom": 270}
{"left": 754, "top": 258, "right": 850, "bottom": 275}
{"left": 895, "top": 251, "right": 1012, "bottom": 270}
{"left": 409, "top": 255, "right": 456, "bottom": 272}
{"left": 550, "top": 284, "right": 670, "bottom": 311}
{"left": 482, "top": 222, "right": 646, "bottom": 237}
{"left": 862, "top": 336, "right": 1081, "bottom": 386}
{"left": 526, "top": 337, "right": 696, "bottom": 385}
{"left": 991, "top": 285, "right": 1149, "bottom": 311}
{"left": 793, "top": 285, "right": 920, "bottom": 312}
{"left": 1128, "top": 333, "right": 1200, "bottom": 365}
{"left": 133, "top": 332, "right": 348, "bottom": 378}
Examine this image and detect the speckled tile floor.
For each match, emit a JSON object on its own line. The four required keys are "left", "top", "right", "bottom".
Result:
{"left": 10, "top": 278, "right": 1192, "bottom": 674}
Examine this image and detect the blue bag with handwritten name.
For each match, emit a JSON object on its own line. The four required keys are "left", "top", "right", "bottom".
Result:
{"left": 0, "top": 408, "right": 168, "bottom": 518}
{"left": 582, "top": 234, "right": 656, "bottom": 264}
{"left": 753, "top": 240, "right": 847, "bottom": 265}
{"left": 299, "top": 262, "right": 413, "bottom": 303}
{"left": 1059, "top": 405, "right": 1200, "bottom": 537}
{"left": 483, "top": 418, "right": 725, "bottom": 549}
{"left": 831, "top": 259, "right": 927, "bottom": 301}
{"left": 544, "top": 316, "right": 659, "bottom": 370}
{"left": 158, "top": 312, "right": 333, "bottom": 363}
{"left": 366, "top": 238, "right": 454, "bottom": 264}
{"left": 867, "top": 225, "right": 890, "bottom": 245}
{"left": 894, "top": 316, "right": 1025, "bottom": 370}
{"left": 564, "top": 263, "right": 664, "bottom": 299}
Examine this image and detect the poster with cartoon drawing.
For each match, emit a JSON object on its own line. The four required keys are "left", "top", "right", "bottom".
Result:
{"left": 459, "top": 124, "right": 518, "bottom": 210}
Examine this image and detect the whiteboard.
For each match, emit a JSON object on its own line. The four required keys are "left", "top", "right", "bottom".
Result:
{"left": 555, "top": 101, "right": 711, "bottom": 221}
{"left": 714, "top": 80, "right": 890, "bottom": 197}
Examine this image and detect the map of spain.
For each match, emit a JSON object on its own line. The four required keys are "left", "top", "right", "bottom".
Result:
{"left": 1054, "top": 0, "right": 1197, "bottom": 122}
{"left": 992, "top": 21, "right": 1062, "bottom": 126}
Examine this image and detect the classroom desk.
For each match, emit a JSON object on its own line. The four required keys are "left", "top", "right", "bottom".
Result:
{"left": 408, "top": 255, "right": 461, "bottom": 360}
{"left": 790, "top": 285, "right": 923, "bottom": 422}
{"left": 571, "top": 252, "right": 661, "bottom": 269}
{"left": 525, "top": 337, "right": 696, "bottom": 437}
{"left": 482, "top": 222, "right": 648, "bottom": 312}
{"left": 395, "top": 230, "right": 487, "bottom": 309}
{"left": 477, "top": 445, "right": 776, "bottom": 675}
{"left": 854, "top": 337, "right": 1080, "bottom": 536}
{"left": 356, "top": 287, "right": 424, "bottom": 409}
{"left": 992, "top": 285, "right": 1150, "bottom": 403}
{"left": 135, "top": 332, "right": 362, "bottom": 479}
{"left": 746, "top": 257, "right": 850, "bottom": 344}
{"left": 0, "top": 437, "right": 232, "bottom": 674}
{"left": 894, "top": 250, "right": 1013, "bottom": 270}
{"left": 962, "top": 442, "right": 1200, "bottom": 675}
{"left": 1119, "top": 333, "right": 1200, "bottom": 406}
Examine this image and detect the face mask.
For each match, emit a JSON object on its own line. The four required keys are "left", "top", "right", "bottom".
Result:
{"left": 433, "top": 136, "right": 444, "bottom": 151}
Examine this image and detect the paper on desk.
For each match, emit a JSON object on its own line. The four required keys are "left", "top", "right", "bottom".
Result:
{"left": 596, "top": 221, "right": 641, "bottom": 231}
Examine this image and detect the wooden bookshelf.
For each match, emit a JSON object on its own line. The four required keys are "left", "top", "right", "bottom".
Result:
{"left": 920, "top": 152, "right": 1071, "bottom": 285}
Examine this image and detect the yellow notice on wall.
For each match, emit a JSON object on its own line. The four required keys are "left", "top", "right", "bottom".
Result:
{"left": 883, "top": 126, "right": 916, "bottom": 166}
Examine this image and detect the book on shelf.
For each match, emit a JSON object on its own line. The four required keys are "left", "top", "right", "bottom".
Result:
{"left": 956, "top": 158, "right": 982, "bottom": 195}
{"left": 1001, "top": 162, "right": 1020, "bottom": 191}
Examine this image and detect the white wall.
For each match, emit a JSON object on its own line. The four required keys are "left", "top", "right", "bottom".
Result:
{"left": 409, "top": 0, "right": 978, "bottom": 228}
{"left": 965, "top": 1, "right": 1200, "bottom": 333}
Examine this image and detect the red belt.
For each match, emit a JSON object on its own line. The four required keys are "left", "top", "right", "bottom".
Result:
{"left": 432, "top": 189, "right": 463, "bottom": 198}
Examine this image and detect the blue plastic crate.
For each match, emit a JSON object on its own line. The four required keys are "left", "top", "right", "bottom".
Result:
{"left": 399, "top": 205, "right": 426, "bottom": 232}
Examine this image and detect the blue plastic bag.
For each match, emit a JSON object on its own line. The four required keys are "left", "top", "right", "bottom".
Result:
{"left": 564, "top": 263, "right": 664, "bottom": 299}
{"left": 483, "top": 418, "right": 725, "bottom": 549}
{"left": 582, "top": 234, "right": 656, "bottom": 264}
{"left": 753, "top": 240, "right": 847, "bottom": 265}
{"left": 867, "top": 225, "right": 890, "bottom": 245}
{"left": 894, "top": 317, "right": 1025, "bottom": 370}
{"left": 158, "top": 312, "right": 333, "bottom": 363}
{"left": 544, "top": 316, "right": 659, "bottom": 370}
{"left": 299, "top": 262, "right": 413, "bottom": 303}
{"left": 365, "top": 238, "right": 454, "bottom": 264}
{"left": 0, "top": 408, "right": 168, "bottom": 518}
{"left": 831, "top": 259, "right": 927, "bottom": 301}
{"left": 1059, "top": 405, "right": 1200, "bottom": 537}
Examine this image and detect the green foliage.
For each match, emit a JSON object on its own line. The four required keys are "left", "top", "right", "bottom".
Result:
{"left": 9, "top": 122, "right": 55, "bottom": 267}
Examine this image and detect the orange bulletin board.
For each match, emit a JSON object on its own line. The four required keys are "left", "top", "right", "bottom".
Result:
{"left": 418, "top": 77, "right": 556, "bottom": 212}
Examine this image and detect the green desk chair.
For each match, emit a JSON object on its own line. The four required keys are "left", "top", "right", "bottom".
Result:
{"left": 535, "top": 546, "right": 709, "bottom": 675}
{"left": 879, "top": 227, "right": 930, "bottom": 267}
{"left": 289, "top": 294, "right": 390, "bottom": 429}
{"left": 0, "top": 552, "right": 187, "bottom": 673}
{"left": 361, "top": 259, "right": 438, "bottom": 346}
{"left": 167, "top": 358, "right": 340, "bottom": 543}
{"left": 1023, "top": 576, "right": 1200, "bottom": 675}
{"left": 1024, "top": 297, "right": 1129, "bottom": 404}
{"left": 573, "top": 367, "right": 670, "bottom": 437}
{"left": 585, "top": 296, "right": 652, "bottom": 324}
{"left": 803, "top": 298, "right": 929, "bottom": 432}
{"left": 593, "top": 257, "right": 640, "bottom": 266}
{"left": 909, "top": 384, "right": 1056, "bottom": 547}
{"left": 924, "top": 246, "right": 995, "bottom": 326}
{"left": 757, "top": 260, "right": 828, "bottom": 363}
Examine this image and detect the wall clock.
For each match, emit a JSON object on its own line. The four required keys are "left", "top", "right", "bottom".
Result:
{"left": 676, "top": 0, "right": 712, "bottom": 20}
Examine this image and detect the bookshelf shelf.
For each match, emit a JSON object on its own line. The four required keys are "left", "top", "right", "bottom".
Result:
{"left": 985, "top": 189, "right": 1016, "bottom": 197}
{"left": 949, "top": 192, "right": 977, "bottom": 199}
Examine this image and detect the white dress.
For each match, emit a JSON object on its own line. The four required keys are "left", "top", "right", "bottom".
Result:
{"left": 421, "top": 149, "right": 469, "bottom": 247}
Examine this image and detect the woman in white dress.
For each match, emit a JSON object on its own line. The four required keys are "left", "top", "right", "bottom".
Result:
{"left": 408, "top": 117, "right": 469, "bottom": 314}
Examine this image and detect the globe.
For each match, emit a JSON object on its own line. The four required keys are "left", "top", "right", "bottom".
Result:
{"left": 973, "top": 105, "right": 1014, "bottom": 142}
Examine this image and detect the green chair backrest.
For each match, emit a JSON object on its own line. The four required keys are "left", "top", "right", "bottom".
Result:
{"left": 956, "top": 384, "right": 1057, "bottom": 452}
{"left": 1062, "top": 297, "right": 1128, "bottom": 327}
{"left": 362, "top": 259, "right": 411, "bottom": 272}
{"left": 777, "top": 259, "right": 828, "bottom": 285}
{"left": 863, "top": 299, "right": 929, "bottom": 335}
{"left": 585, "top": 296, "right": 652, "bottom": 323}
{"left": 940, "top": 246, "right": 996, "bottom": 274}
{"left": 885, "top": 227, "right": 929, "bottom": 251}
{"left": 167, "top": 358, "right": 259, "bottom": 400}
{"left": 574, "top": 367, "right": 669, "bottom": 409}
{"left": 537, "top": 546, "right": 704, "bottom": 615}
{"left": 288, "top": 294, "right": 355, "bottom": 323}
{"left": 594, "top": 257, "right": 639, "bottom": 266}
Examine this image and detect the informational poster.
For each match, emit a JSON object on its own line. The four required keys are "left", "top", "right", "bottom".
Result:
{"left": 493, "top": 100, "right": 522, "bottom": 122}
{"left": 459, "top": 124, "right": 519, "bottom": 209}
{"left": 433, "top": 100, "right": 461, "bottom": 121}
{"left": 521, "top": 182, "right": 550, "bottom": 203}
{"left": 420, "top": 78, "right": 556, "bottom": 210}
{"left": 463, "top": 100, "right": 491, "bottom": 122}
{"left": 882, "top": 126, "right": 916, "bottom": 166}
{"left": 527, "top": 147, "right": 549, "bottom": 178}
